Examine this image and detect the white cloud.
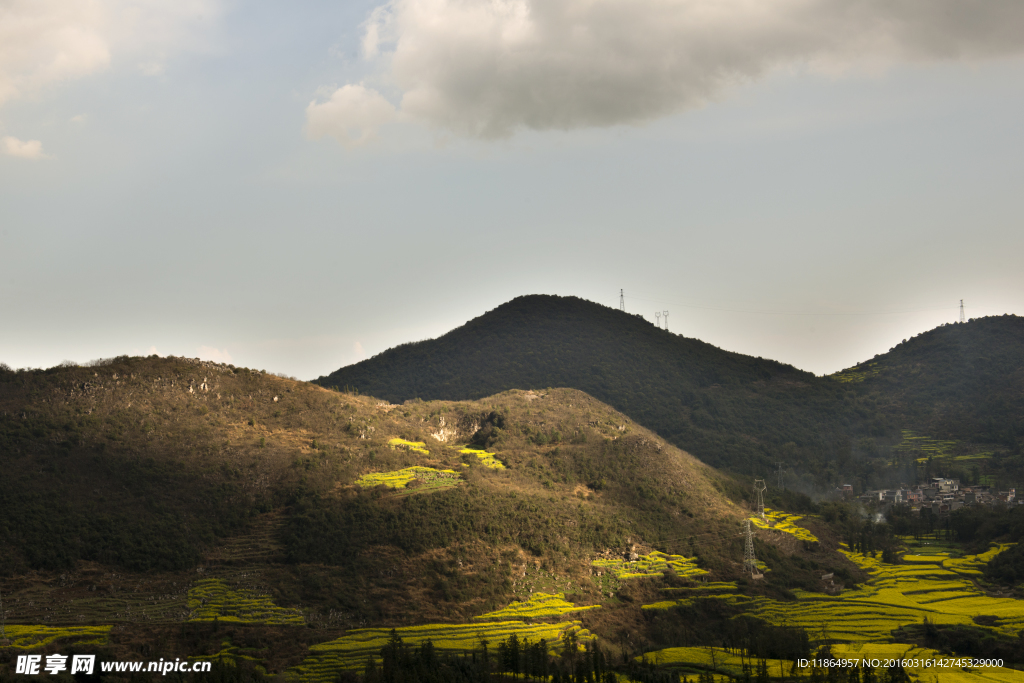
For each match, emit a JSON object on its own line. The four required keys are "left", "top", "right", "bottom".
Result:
{"left": 306, "top": 83, "right": 398, "bottom": 146}
{"left": 0, "top": 0, "right": 223, "bottom": 107}
{"left": 198, "top": 345, "right": 233, "bottom": 363}
{"left": 2, "top": 135, "right": 46, "bottom": 159}
{"left": 315, "top": 0, "right": 1024, "bottom": 139}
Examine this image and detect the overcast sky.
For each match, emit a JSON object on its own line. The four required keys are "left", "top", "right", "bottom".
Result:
{"left": 2, "top": 0, "right": 1023, "bottom": 380}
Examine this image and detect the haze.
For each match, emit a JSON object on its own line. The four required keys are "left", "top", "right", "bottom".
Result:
{"left": 2, "top": 0, "right": 1023, "bottom": 379}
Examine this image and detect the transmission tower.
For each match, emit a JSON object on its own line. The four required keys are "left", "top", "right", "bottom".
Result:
{"left": 744, "top": 520, "right": 759, "bottom": 577}
{"left": 620, "top": 289, "right": 625, "bottom": 311}
{"left": 774, "top": 462, "right": 785, "bottom": 490}
{"left": 959, "top": 299, "right": 965, "bottom": 323}
{"left": 663, "top": 310, "right": 669, "bottom": 330}
{"left": 655, "top": 311, "right": 661, "bottom": 327}
{"left": 754, "top": 479, "right": 767, "bottom": 520}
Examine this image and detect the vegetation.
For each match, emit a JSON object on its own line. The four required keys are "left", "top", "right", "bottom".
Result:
{"left": 473, "top": 592, "right": 599, "bottom": 621}
{"left": 592, "top": 552, "right": 707, "bottom": 580}
{"left": 187, "top": 578, "right": 305, "bottom": 624}
{"left": 315, "top": 297, "right": 1024, "bottom": 493}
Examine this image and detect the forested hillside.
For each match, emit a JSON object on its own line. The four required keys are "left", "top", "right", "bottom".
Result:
{"left": 316, "top": 296, "right": 1024, "bottom": 492}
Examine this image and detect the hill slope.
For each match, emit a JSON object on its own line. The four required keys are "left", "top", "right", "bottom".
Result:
{"left": 316, "top": 296, "right": 1024, "bottom": 492}
{"left": 0, "top": 356, "right": 751, "bottom": 602}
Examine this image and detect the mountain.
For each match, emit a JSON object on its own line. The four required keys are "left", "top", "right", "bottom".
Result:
{"left": 5, "top": 356, "right": 856, "bottom": 667}
{"left": 316, "top": 296, "right": 1024, "bottom": 492}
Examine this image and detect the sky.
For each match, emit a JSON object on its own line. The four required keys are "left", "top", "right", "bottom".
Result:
{"left": 2, "top": 0, "right": 1023, "bottom": 380}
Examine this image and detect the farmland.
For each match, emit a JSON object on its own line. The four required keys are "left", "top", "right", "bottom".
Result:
{"left": 473, "top": 592, "right": 600, "bottom": 621}
{"left": 354, "top": 465, "right": 462, "bottom": 492}
{"left": 289, "top": 619, "right": 594, "bottom": 681}
{"left": 645, "top": 543, "right": 1024, "bottom": 645}
{"left": 458, "top": 446, "right": 505, "bottom": 469}
{"left": 750, "top": 508, "right": 819, "bottom": 544}
{"left": 2, "top": 625, "right": 112, "bottom": 650}
{"left": 592, "top": 551, "right": 708, "bottom": 580}
{"left": 187, "top": 578, "right": 305, "bottom": 625}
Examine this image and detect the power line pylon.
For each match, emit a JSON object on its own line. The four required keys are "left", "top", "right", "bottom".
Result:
{"left": 620, "top": 289, "right": 625, "bottom": 311}
{"left": 655, "top": 311, "right": 660, "bottom": 327}
{"left": 959, "top": 299, "right": 965, "bottom": 323}
{"left": 754, "top": 479, "right": 767, "bottom": 521}
{"left": 663, "top": 310, "right": 669, "bottom": 331}
{"left": 774, "top": 462, "right": 785, "bottom": 490}
{"left": 744, "top": 520, "right": 761, "bottom": 578}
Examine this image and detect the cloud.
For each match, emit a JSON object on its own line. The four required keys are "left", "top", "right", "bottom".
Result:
{"left": 314, "top": 0, "right": 1024, "bottom": 139}
{"left": 0, "top": 0, "right": 222, "bottom": 107}
{"left": 198, "top": 345, "right": 233, "bottom": 363}
{"left": 2, "top": 135, "right": 46, "bottom": 159}
{"left": 353, "top": 341, "right": 366, "bottom": 358}
{"left": 306, "top": 83, "right": 398, "bottom": 146}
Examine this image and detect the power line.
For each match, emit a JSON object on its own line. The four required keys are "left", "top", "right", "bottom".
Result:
{"left": 625, "top": 293, "right": 956, "bottom": 318}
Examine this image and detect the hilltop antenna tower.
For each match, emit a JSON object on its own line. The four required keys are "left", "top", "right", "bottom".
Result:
{"left": 959, "top": 300, "right": 965, "bottom": 323}
{"left": 620, "top": 289, "right": 625, "bottom": 311}
{"left": 775, "top": 462, "right": 785, "bottom": 490}
{"left": 663, "top": 310, "right": 669, "bottom": 331}
{"left": 744, "top": 520, "right": 761, "bottom": 578}
{"left": 754, "top": 479, "right": 767, "bottom": 520}
{"left": 655, "top": 311, "right": 661, "bottom": 327}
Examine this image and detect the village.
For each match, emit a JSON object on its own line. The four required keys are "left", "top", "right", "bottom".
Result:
{"left": 845, "top": 478, "right": 1018, "bottom": 515}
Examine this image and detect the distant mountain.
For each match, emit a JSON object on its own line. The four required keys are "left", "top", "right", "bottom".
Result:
{"left": 831, "top": 314, "right": 1024, "bottom": 448}
{"left": 316, "top": 296, "right": 1024, "bottom": 492}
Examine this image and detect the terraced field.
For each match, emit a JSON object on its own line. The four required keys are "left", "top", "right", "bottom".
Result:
{"left": 387, "top": 438, "right": 430, "bottom": 455}
{"left": 354, "top": 466, "right": 462, "bottom": 492}
{"left": 473, "top": 592, "right": 600, "bottom": 621}
{"left": 2, "top": 625, "right": 112, "bottom": 650}
{"left": 289, "top": 620, "right": 594, "bottom": 682}
{"left": 458, "top": 447, "right": 505, "bottom": 470}
{"left": 644, "top": 543, "right": 1024, "bottom": 643}
{"left": 592, "top": 551, "right": 707, "bottom": 580}
{"left": 750, "top": 508, "right": 819, "bottom": 543}
{"left": 187, "top": 578, "right": 304, "bottom": 625}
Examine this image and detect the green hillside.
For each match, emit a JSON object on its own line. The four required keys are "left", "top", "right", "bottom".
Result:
{"left": 4, "top": 355, "right": 1024, "bottom": 679}
{"left": 315, "top": 297, "right": 1024, "bottom": 493}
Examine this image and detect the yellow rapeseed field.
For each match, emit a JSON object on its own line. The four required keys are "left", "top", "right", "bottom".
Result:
{"left": 750, "top": 508, "right": 819, "bottom": 543}
{"left": 354, "top": 466, "right": 461, "bottom": 490}
{"left": 458, "top": 447, "right": 505, "bottom": 469}
{"left": 2, "top": 625, "right": 113, "bottom": 649}
{"left": 289, "top": 620, "right": 594, "bottom": 682}
{"left": 593, "top": 551, "right": 708, "bottom": 580}
{"left": 187, "top": 578, "right": 304, "bottom": 625}
{"left": 387, "top": 438, "right": 430, "bottom": 455}
{"left": 473, "top": 592, "right": 600, "bottom": 621}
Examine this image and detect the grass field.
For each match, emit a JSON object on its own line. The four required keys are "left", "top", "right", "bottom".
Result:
{"left": 289, "top": 620, "right": 594, "bottom": 682}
